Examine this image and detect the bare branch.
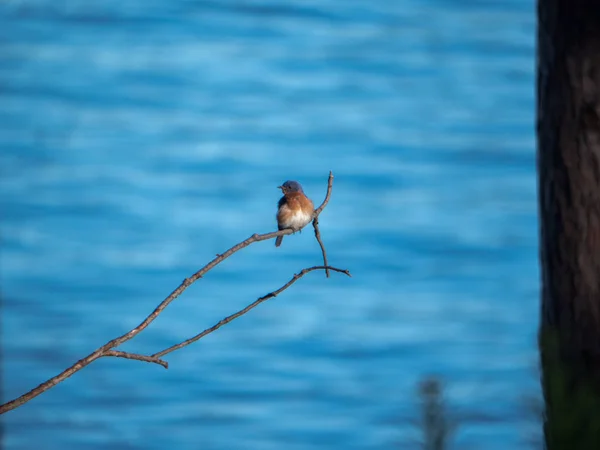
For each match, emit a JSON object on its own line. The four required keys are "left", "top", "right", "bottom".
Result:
{"left": 312, "top": 218, "right": 330, "bottom": 278}
{"left": 153, "top": 266, "right": 351, "bottom": 358}
{"left": 104, "top": 350, "right": 168, "bottom": 369}
{"left": 313, "top": 171, "right": 334, "bottom": 218}
{"left": 0, "top": 352, "right": 105, "bottom": 414}
{"left": 0, "top": 172, "right": 341, "bottom": 415}
{"left": 310, "top": 172, "right": 334, "bottom": 278}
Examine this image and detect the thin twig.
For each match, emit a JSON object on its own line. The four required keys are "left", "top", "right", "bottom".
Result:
{"left": 154, "top": 265, "right": 350, "bottom": 358}
{"left": 104, "top": 350, "right": 168, "bottom": 369}
{"left": 0, "top": 172, "right": 338, "bottom": 415}
{"left": 313, "top": 218, "right": 330, "bottom": 278}
{"left": 313, "top": 171, "right": 334, "bottom": 217}
{"left": 311, "top": 172, "right": 334, "bottom": 278}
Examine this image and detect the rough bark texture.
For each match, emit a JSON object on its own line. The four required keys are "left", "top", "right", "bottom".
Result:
{"left": 538, "top": 0, "right": 600, "bottom": 363}
{"left": 538, "top": 0, "right": 600, "bottom": 448}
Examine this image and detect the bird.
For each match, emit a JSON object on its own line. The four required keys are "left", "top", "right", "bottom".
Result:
{"left": 275, "top": 180, "right": 314, "bottom": 247}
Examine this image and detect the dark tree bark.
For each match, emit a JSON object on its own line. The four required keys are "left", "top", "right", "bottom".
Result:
{"left": 538, "top": 0, "right": 600, "bottom": 448}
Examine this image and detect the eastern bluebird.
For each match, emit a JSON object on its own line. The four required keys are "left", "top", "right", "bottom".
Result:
{"left": 275, "top": 180, "right": 315, "bottom": 247}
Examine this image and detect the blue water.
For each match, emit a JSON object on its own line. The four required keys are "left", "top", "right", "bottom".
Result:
{"left": 1, "top": 1, "right": 539, "bottom": 448}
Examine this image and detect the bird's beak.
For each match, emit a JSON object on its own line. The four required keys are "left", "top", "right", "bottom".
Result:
{"left": 277, "top": 186, "right": 283, "bottom": 189}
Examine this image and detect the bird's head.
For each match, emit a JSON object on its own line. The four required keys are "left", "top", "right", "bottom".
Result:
{"left": 278, "top": 180, "right": 304, "bottom": 194}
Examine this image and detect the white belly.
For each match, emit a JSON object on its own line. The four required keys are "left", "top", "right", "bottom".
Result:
{"left": 279, "top": 206, "right": 313, "bottom": 230}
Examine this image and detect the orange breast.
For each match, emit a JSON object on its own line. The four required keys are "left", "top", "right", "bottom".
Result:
{"left": 285, "top": 192, "right": 314, "bottom": 215}
{"left": 278, "top": 192, "right": 314, "bottom": 229}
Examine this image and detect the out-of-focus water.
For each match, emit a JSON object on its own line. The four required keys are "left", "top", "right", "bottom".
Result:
{"left": 1, "top": 1, "right": 538, "bottom": 448}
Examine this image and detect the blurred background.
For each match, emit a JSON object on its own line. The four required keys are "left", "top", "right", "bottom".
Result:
{"left": 1, "top": 0, "right": 538, "bottom": 448}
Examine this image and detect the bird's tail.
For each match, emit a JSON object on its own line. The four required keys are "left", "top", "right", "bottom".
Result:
{"left": 275, "top": 236, "right": 283, "bottom": 247}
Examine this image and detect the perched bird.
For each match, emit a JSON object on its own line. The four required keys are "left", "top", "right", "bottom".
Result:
{"left": 275, "top": 180, "right": 314, "bottom": 247}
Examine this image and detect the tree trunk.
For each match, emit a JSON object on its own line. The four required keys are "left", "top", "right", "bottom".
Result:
{"left": 538, "top": 0, "right": 600, "bottom": 448}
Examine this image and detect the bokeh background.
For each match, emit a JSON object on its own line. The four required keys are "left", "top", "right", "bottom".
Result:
{"left": 1, "top": 0, "right": 538, "bottom": 448}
